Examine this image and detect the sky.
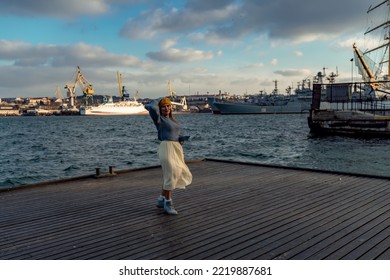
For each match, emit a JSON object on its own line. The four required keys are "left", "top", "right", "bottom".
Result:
{"left": 0, "top": 0, "right": 381, "bottom": 99}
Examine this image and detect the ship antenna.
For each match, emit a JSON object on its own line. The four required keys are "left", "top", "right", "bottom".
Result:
{"left": 272, "top": 80, "right": 278, "bottom": 94}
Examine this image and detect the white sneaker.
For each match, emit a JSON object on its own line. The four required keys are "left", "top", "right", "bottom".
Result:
{"left": 156, "top": 195, "right": 165, "bottom": 208}
{"left": 164, "top": 199, "right": 178, "bottom": 215}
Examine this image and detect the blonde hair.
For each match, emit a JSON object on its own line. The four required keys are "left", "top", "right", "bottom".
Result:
{"left": 158, "top": 98, "right": 172, "bottom": 107}
{"left": 158, "top": 98, "right": 177, "bottom": 122}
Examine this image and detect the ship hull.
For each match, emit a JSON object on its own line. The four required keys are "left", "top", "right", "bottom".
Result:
{"left": 308, "top": 110, "right": 390, "bottom": 137}
{"left": 80, "top": 102, "right": 148, "bottom": 116}
{"left": 213, "top": 100, "right": 310, "bottom": 114}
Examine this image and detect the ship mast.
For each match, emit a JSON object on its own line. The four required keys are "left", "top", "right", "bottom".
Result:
{"left": 363, "top": 0, "right": 390, "bottom": 79}
{"left": 354, "top": 44, "right": 376, "bottom": 81}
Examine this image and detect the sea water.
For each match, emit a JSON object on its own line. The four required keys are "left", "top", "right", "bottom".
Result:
{"left": 1, "top": 114, "right": 389, "bottom": 189}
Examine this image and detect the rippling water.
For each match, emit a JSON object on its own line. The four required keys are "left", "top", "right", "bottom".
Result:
{"left": 1, "top": 114, "right": 389, "bottom": 189}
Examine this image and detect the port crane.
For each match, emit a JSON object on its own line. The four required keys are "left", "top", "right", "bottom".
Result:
{"left": 167, "top": 80, "right": 176, "bottom": 97}
{"left": 117, "top": 71, "right": 123, "bottom": 99}
{"left": 167, "top": 80, "right": 188, "bottom": 110}
{"left": 54, "top": 85, "right": 64, "bottom": 102}
{"left": 117, "top": 71, "right": 131, "bottom": 100}
{"left": 64, "top": 66, "right": 94, "bottom": 107}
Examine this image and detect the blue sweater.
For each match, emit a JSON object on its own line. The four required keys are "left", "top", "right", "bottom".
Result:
{"left": 145, "top": 99, "right": 181, "bottom": 141}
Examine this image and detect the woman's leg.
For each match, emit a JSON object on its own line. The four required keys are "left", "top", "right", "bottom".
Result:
{"left": 162, "top": 189, "right": 172, "bottom": 200}
{"left": 161, "top": 189, "right": 177, "bottom": 214}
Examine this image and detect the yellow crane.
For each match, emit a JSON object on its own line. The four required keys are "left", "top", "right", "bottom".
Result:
{"left": 117, "top": 71, "right": 123, "bottom": 98}
{"left": 166, "top": 80, "right": 188, "bottom": 111}
{"left": 64, "top": 66, "right": 94, "bottom": 107}
{"left": 167, "top": 80, "right": 176, "bottom": 97}
{"left": 54, "top": 85, "right": 64, "bottom": 100}
{"left": 117, "top": 71, "right": 132, "bottom": 100}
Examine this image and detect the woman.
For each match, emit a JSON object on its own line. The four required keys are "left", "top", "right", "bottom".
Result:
{"left": 145, "top": 97, "right": 192, "bottom": 215}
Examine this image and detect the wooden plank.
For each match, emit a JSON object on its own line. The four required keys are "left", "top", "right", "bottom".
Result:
{"left": 165, "top": 179, "right": 388, "bottom": 260}
{"left": 340, "top": 224, "right": 390, "bottom": 259}
{"left": 1, "top": 159, "right": 390, "bottom": 260}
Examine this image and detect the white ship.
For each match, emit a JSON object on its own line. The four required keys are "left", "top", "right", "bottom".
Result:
{"left": 80, "top": 97, "right": 148, "bottom": 116}
{"left": 80, "top": 71, "right": 148, "bottom": 116}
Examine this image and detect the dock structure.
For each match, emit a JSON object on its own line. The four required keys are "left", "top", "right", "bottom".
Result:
{"left": 1, "top": 158, "right": 390, "bottom": 260}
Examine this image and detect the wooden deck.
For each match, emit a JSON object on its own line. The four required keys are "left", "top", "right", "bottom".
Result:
{"left": 1, "top": 158, "right": 390, "bottom": 260}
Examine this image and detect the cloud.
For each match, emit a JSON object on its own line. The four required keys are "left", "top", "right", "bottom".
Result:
{"left": 240, "top": 63, "right": 265, "bottom": 70}
{"left": 0, "top": 0, "right": 375, "bottom": 99}
{"left": 4, "top": 0, "right": 369, "bottom": 47}
{"left": 0, "top": 40, "right": 143, "bottom": 68}
{"left": 145, "top": 38, "right": 214, "bottom": 62}
{"left": 0, "top": 0, "right": 110, "bottom": 18}
{"left": 239, "top": 0, "right": 368, "bottom": 42}
{"left": 161, "top": 39, "right": 177, "bottom": 50}
{"left": 119, "top": 0, "right": 368, "bottom": 45}
{"left": 0, "top": 39, "right": 158, "bottom": 98}
{"left": 274, "top": 68, "right": 312, "bottom": 77}
{"left": 146, "top": 47, "right": 214, "bottom": 62}
{"left": 2, "top": 0, "right": 369, "bottom": 45}
{"left": 120, "top": 1, "right": 240, "bottom": 40}
{"left": 0, "top": 39, "right": 213, "bottom": 98}
{"left": 294, "top": 50, "right": 303, "bottom": 57}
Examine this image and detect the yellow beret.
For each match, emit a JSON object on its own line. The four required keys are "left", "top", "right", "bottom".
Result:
{"left": 158, "top": 98, "right": 172, "bottom": 107}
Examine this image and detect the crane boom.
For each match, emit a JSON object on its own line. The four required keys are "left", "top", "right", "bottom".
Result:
{"left": 117, "top": 71, "right": 123, "bottom": 98}
{"left": 64, "top": 66, "right": 94, "bottom": 107}
{"left": 167, "top": 80, "right": 176, "bottom": 97}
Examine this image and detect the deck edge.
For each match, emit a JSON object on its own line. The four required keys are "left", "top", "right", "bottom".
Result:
{"left": 204, "top": 157, "right": 390, "bottom": 180}
{"left": 3, "top": 157, "right": 389, "bottom": 193}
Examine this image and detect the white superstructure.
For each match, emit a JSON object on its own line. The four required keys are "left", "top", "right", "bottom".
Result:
{"left": 80, "top": 99, "right": 148, "bottom": 115}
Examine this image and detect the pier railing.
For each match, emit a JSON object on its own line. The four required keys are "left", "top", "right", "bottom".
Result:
{"left": 312, "top": 81, "right": 390, "bottom": 116}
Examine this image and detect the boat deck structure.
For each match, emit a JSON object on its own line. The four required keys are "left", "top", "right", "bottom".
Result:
{"left": 1, "top": 158, "right": 390, "bottom": 260}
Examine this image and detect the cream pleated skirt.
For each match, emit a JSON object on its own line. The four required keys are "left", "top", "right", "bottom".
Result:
{"left": 158, "top": 141, "right": 192, "bottom": 190}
